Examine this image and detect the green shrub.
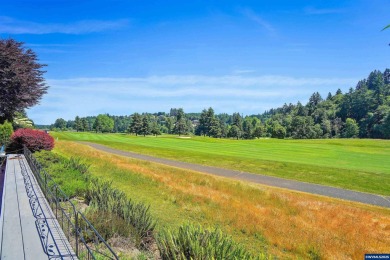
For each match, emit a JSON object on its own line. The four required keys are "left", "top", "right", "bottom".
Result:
{"left": 157, "top": 224, "right": 266, "bottom": 260}
{"left": 87, "top": 179, "right": 156, "bottom": 243}
{"left": 34, "top": 151, "right": 88, "bottom": 197}
{"left": 83, "top": 209, "right": 137, "bottom": 241}
{"left": 0, "top": 121, "right": 13, "bottom": 146}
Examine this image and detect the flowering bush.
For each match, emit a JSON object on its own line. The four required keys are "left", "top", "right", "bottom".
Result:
{"left": 10, "top": 128, "right": 54, "bottom": 152}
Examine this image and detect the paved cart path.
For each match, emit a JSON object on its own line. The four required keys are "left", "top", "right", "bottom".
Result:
{"left": 80, "top": 142, "right": 390, "bottom": 208}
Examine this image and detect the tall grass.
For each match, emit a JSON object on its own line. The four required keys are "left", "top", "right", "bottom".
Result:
{"left": 86, "top": 178, "right": 156, "bottom": 243}
{"left": 157, "top": 223, "right": 267, "bottom": 260}
{"left": 36, "top": 148, "right": 264, "bottom": 259}
{"left": 34, "top": 150, "right": 89, "bottom": 197}
{"left": 53, "top": 141, "right": 390, "bottom": 259}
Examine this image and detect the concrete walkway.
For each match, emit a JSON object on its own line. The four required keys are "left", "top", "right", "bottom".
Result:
{"left": 81, "top": 142, "right": 390, "bottom": 208}
{"left": 0, "top": 154, "right": 77, "bottom": 259}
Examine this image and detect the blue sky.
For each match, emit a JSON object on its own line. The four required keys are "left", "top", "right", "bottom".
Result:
{"left": 1, "top": 0, "right": 389, "bottom": 124}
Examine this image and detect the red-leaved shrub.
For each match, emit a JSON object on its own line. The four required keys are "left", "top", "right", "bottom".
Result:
{"left": 10, "top": 128, "right": 54, "bottom": 152}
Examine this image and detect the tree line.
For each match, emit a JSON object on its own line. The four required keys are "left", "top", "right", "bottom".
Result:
{"left": 49, "top": 68, "right": 390, "bottom": 139}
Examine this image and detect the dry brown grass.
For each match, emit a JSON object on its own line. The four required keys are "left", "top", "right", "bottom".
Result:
{"left": 55, "top": 141, "right": 390, "bottom": 259}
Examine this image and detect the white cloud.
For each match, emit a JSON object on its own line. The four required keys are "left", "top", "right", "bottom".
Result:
{"left": 28, "top": 74, "right": 358, "bottom": 124}
{"left": 0, "top": 16, "right": 129, "bottom": 34}
{"left": 240, "top": 9, "right": 276, "bottom": 35}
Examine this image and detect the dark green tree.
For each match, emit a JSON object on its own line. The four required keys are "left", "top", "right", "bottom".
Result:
{"left": 93, "top": 114, "right": 114, "bottom": 133}
{"left": 209, "top": 117, "right": 222, "bottom": 138}
{"left": 228, "top": 125, "right": 241, "bottom": 140}
{"left": 150, "top": 120, "right": 161, "bottom": 136}
{"left": 307, "top": 92, "right": 323, "bottom": 115}
{"left": 231, "top": 113, "right": 243, "bottom": 132}
{"left": 174, "top": 108, "right": 188, "bottom": 136}
{"left": 242, "top": 118, "right": 253, "bottom": 139}
{"left": 140, "top": 115, "right": 151, "bottom": 136}
{"left": 343, "top": 118, "right": 359, "bottom": 138}
{"left": 74, "top": 116, "right": 82, "bottom": 132}
{"left": 53, "top": 118, "right": 67, "bottom": 130}
{"left": 165, "top": 117, "right": 175, "bottom": 134}
{"left": 129, "top": 113, "right": 142, "bottom": 136}
{"left": 81, "top": 118, "right": 88, "bottom": 131}
{"left": 271, "top": 122, "right": 286, "bottom": 139}
{"left": 253, "top": 125, "right": 264, "bottom": 139}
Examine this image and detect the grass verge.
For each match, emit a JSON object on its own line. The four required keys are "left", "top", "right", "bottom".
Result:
{"left": 53, "top": 140, "right": 390, "bottom": 259}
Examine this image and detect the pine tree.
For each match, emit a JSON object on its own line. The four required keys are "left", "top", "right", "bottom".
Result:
{"left": 141, "top": 115, "right": 151, "bottom": 136}
{"left": 75, "top": 116, "right": 82, "bottom": 132}
{"left": 129, "top": 113, "right": 142, "bottom": 135}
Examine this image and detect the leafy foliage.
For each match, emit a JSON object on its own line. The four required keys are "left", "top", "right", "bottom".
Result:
{"left": 0, "top": 121, "right": 13, "bottom": 145}
{"left": 0, "top": 39, "right": 48, "bottom": 123}
{"left": 93, "top": 114, "right": 114, "bottom": 133}
{"left": 10, "top": 128, "right": 54, "bottom": 152}
{"left": 157, "top": 223, "right": 266, "bottom": 260}
{"left": 34, "top": 150, "right": 88, "bottom": 197}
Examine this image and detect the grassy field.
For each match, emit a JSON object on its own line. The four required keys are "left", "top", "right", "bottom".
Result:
{"left": 53, "top": 140, "right": 390, "bottom": 259}
{"left": 51, "top": 132, "right": 390, "bottom": 195}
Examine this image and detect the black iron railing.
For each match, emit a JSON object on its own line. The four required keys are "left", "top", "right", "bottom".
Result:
{"left": 23, "top": 146, "right": 119, "bottom": 260}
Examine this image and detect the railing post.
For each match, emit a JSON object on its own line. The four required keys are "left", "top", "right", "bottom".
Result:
{"left": 55, "top": 186, "right": 58, "bottom": 219}
{"left": 75, "top": 211, "right": 79, "bottom": 256}
{"left": 44, "top": 171, "right": 47, "bottom": 198}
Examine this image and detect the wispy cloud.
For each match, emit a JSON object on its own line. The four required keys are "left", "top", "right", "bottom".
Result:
{"left": 240, "top": 8, "right": 276, "bottom": 35}
{"left": 0, "top": 16, "right": 129, "bottom": 34}
{"left": 304, "top": 7, "right": 344, "bottom": 15}
{"left": 28, "top": 74, "right": 357, "bottom": 124}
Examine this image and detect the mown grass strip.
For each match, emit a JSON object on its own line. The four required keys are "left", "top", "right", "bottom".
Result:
{"left": 52, "top": 132, "right": 390, "bottom": 195}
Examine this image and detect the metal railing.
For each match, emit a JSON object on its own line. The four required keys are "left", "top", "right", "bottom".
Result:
{"left": 23, "top": 146, "right": 119, "bottom": 260}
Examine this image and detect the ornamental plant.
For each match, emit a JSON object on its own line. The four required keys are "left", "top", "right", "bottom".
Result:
{"left": 10, "top": 128, "right": 54, "bottom": 152}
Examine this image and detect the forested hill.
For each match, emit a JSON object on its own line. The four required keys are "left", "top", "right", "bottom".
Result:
{"left": 257, "top": 68, "right": 390, "bottom": 139}
{"left": 49, "top": 68, "right": 390, "bottom": 140}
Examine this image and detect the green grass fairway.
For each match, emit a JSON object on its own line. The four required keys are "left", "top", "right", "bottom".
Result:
{"left": 51, "top": 132, "right": 390, "bottom": 195}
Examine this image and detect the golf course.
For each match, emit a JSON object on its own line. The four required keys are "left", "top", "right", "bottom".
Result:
{"left": 52, "top": 132, "right": 390, "bottom": 195}
{"left": 49, "top": 133, "right": 390, "bottom": 259}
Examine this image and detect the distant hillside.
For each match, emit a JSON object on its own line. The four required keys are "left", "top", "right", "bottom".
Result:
{"left": 256, "top": 68, "right": 390, "bottom": 139}
{"left": 49, "top": 69, "right": 390, "bottom": 139}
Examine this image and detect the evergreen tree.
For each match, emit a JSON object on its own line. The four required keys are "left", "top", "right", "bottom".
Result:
{"left": 174, "top": 108, "right": 188, "bottom": 136}
{"left": 242, "top": 118, "right": 253, "bottom": 139}
{"left": 253, "top": 125, "right": 264, "bottom": 139}
{"left": 129, "top": 113, "right": 142, "bottom": 135}
{"left": 81, "top": 118, "right": 88, "bottom": 131}
{"left": 150, "top": 120, "right": 161, "bottom": 136}
{"left": 231, "top": 113, "right": 243, "bottom": 131}
{"left": 209, "top": 117, "right": 221, "bottom": 138}
{"left": 228, "top": 125, "right": 241, "bottom": 140}
{"left": 140, "top": 115, "right": 151, "bottom": 136}
{"left": 75, "top": 116, "right": 82, "bottom": 132}
{"left": 165, "top": 117, "right": 174, "bottom": 134}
